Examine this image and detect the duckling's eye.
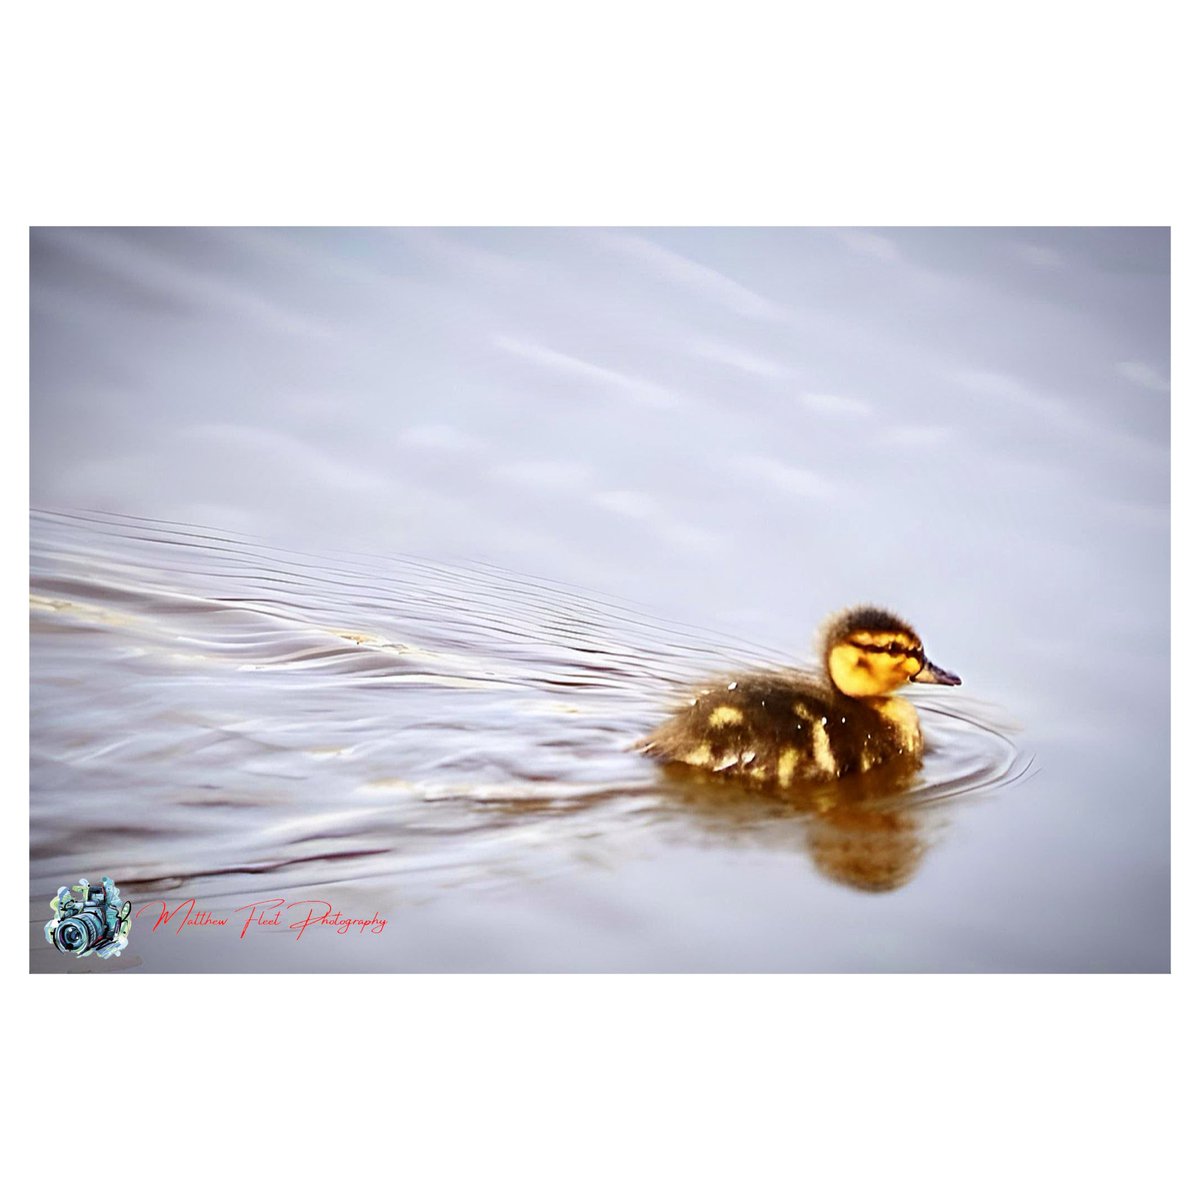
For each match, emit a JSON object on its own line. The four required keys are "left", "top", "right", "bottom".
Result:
{"left": 887, "top": 641, "right": 900, "bottom": 654}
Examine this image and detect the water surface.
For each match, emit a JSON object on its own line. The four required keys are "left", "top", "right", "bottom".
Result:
{"left": 29, "top": 227, "right": 1169, "bottom": 971}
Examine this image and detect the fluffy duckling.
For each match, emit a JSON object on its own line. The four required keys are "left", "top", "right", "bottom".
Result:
{"left": 637, "top": 606, "right": 960, "bottom": 788}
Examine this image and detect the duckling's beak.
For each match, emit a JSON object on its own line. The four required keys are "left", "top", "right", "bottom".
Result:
{"left": 912, "top": 659, "right": 961, "bottom": 686}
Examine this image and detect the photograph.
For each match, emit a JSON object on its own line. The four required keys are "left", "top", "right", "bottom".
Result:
{"left": 29, "top": 226, "right": 1169, "bottom": 972}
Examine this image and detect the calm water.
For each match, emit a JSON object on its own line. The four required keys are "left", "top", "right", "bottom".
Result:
{"left": 29, "top": 227, "right": 1169, "bottom": 971}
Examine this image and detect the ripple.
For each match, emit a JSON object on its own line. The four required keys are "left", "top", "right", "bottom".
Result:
{"left": 31, "top": 508, "right": 1027, "bottom": 902}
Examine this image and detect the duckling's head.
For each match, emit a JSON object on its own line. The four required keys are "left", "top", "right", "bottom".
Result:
{"left": 820, "top": 606, "right": 961, "bottom": 698}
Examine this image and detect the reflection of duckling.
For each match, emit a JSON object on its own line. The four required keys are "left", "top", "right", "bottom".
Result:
{"left": 655, "top": 758, "right": 939, "bottom": 894}
{"left": 805, "top": 805, "right": 926, "bottom": 893}
{"left": 637, "top": 606, "right": 960, "bottom": 787}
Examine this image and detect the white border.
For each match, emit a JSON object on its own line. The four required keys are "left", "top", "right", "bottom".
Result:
{"left": 8, "top": 2, "right": 1190, "bottom": 1195}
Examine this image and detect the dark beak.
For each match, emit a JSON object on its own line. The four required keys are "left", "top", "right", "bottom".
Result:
{"left": 911, "top": 659, "right": 961, "bottom": 686}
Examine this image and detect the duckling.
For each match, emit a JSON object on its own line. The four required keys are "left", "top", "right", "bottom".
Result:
{"left": 636, "top": 606, "right": 960, "bottom": 788}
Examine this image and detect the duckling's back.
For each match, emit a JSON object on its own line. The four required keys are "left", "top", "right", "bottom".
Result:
{"left": 637, "top": 671, "right": 921, "bottom": 786}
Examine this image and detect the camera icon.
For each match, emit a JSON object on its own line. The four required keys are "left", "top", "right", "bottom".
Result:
{"left": 44, "top": 876, "right": 132, "bottom": 959}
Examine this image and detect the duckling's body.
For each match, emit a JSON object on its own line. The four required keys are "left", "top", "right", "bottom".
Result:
{"left": 637, "top": 606, "right": 960, "bottom": 788}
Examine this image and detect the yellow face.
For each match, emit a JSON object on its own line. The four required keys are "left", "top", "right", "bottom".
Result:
{"left": 827, "top": 629, "right": 924, "bottom": 697}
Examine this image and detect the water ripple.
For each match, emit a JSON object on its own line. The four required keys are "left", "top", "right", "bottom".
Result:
{"left": 31, "top": 509, "right": 1026, "bottom": 902}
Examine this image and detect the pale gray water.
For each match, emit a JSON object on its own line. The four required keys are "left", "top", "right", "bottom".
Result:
{"left": 29, "top": 227, "right": 1169, "bottom": 971}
